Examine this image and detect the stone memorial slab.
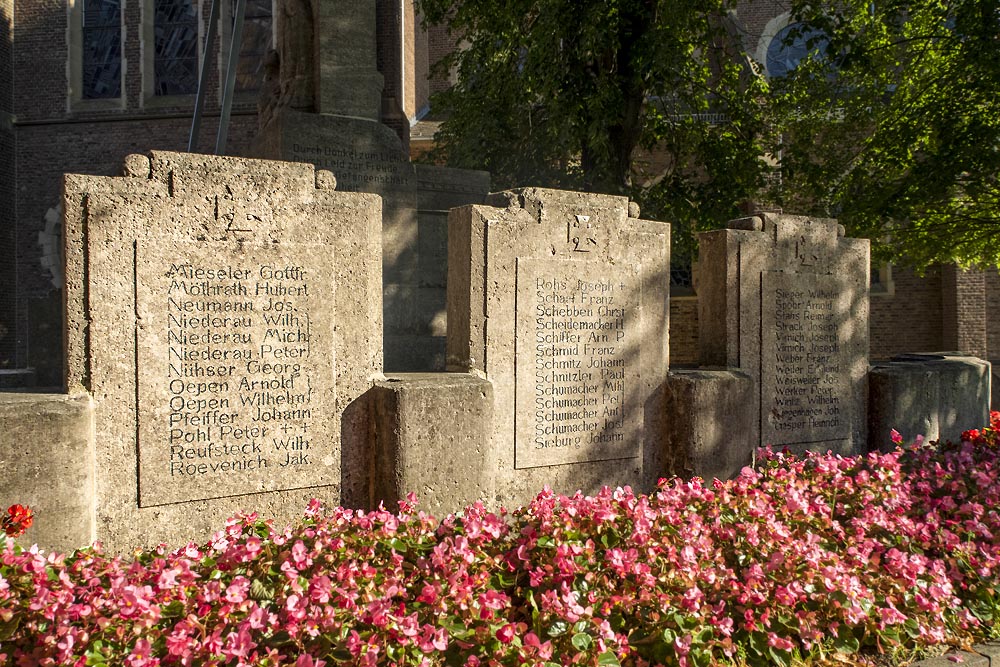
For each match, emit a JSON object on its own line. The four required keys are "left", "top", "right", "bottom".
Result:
{"left": 63, "top": 151, "right": 382, "bottom": 551}
{"left": 514, "top": 258, "right": 640, "bottom": 468}
{"left": 698, "top": 213, "right": 869, "bottom": 455}
{"left": 448, "top": 188, "right": 670, "bottom": 508}
{"left": 760, "top": 271, "right": 855, "bottom": 448}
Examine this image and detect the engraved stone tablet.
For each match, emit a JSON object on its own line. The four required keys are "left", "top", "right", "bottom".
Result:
{"left": 136, "top": 242, "right": 336, "bottom": 506}
{"left": 760, "top": 271, "right": 851, "bottom": 447}
{"left": 514, "top": 258, "right": 640, "bottom": 468}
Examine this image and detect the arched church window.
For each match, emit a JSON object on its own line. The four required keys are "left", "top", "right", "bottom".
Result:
{"left": 766, "top": 23, "right": 830, "bottom": 78}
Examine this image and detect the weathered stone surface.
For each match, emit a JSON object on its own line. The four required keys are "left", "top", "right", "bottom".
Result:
{"left": 971, "top": 643, "right": 1000, "bottom": 664}
{"left": 135, "top": 243, "right": 337, "bottom": 506}
{"left": 664, "top": 369, "right": 755, "bottom": 481}
{"left": 447, "top": 188, "right": 670, "bottom": 508}
{"left": 912, "top": 652, "right": 988, "bottom": 667}
{"left": 63, "top": 151, "right": 382, "bottom": 551}
{"left": 869, "top": 353, "right": 991, "bottom": 448}
{"left": 993, "top": 366, "right": 999, "bottom": 412}
{"left": 514, "top": 258, "right": 639, "bottom": 468}
{"left": 0, "top": 393, "right": 94, "bottom": 552}
{"left": 698, "top": 213, "right": 870, "bottom": 455}
{"left": 371, "top": 373, "right": 493, "bottom": 516}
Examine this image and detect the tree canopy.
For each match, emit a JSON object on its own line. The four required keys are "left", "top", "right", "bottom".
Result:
{"left": 770, "top": 0, "right": 1000, "bottom": 269}
{"left": 415, "top": 0, "right": 770, "bottom": 260}
{"left": 416, "top": 0, "right": 1000, "bottom": 270}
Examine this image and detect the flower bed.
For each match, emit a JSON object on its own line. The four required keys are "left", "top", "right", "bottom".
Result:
{"left": 3, "top": 414, "right": 1000, "bottom": 667}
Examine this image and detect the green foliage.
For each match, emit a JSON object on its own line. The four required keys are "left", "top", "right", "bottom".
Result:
{"left": 415, "top": 0, "right": 772, "bottom": 260}
{"left": 417, "top": 0, "right": 1000, "bottom": 270}
{"left": 758, "top": 0, "right": 1000, "bottom": 269}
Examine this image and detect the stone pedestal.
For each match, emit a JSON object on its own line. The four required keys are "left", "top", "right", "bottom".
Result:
{"left": 869, "top": 353, "right": 991, "bottom": 448}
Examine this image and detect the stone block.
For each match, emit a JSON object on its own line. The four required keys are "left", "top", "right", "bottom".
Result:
{"left": 63, "top": 151, "right": 382, "bottom": 552}
{"left": 698, "top": 213, "right": 870, "bottom": 456}
{"left": 869, "top": 353, "right": 991, "bottom": 448}
{"left": 0, "top": 393, "right": 94, "bottom": 553}
{"left": 448, "top": 188, "right": 670, "bottom": 508}
{"left": 384, "top": 335, "right": 446, "bottom": 373}
{"left": 415, "top": 164, "right": 491, "bottom": 212}
{"left": 664, "top": 370, "right": 755, "bottom": 481}
{"left": 974, "top": 643, "right": 1000, "bottom": 664}
{"left": 371, "top": 373, "right": 493, "bottom": 516}
{"left": 913, "top": 652, "right": 987, "bottom": 667}
{"left": 417, "top": 210, "right": 450, "bottom": 287}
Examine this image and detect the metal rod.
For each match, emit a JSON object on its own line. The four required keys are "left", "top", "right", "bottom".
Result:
{"left": 216, "top": 0, "right": 246, "bottom": 155}
{"left": 188, "top": 0, "right": 221, "bottom": 152}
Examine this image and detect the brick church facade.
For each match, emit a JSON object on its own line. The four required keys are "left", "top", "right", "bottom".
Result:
{"left": 0, "top": 0, "right": 996, "bottom": 388}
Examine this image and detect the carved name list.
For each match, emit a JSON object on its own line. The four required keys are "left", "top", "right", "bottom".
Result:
{"left": 761, "top": 271, "right": 849, "bottom": 447}
{"left": 136, "top": 243, "right": 336, "bottom": 505}
{"left": 514, "top": 259, "right": 640, "bottom": 468}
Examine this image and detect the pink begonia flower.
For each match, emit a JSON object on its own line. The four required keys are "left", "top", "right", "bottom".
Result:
{"left": 418, "top": 626, "right": 448, "bottom": 652}
{"left": 221, "top": 626, "right": 255, "bottom": 660}
{"left": 295, "top": 655, "right": 328, "bottom": 667}
{"left": 117, "top": 585, "right": 153, "bottom": 619}
{"left": 225, "top": 576, "right": 251, "bottom": 604}
{"left": 496, "top": 623, "right": 516, "bottom": 643}
{"left": 244, "top": 536, "right": 263, "bottom": 559}
{"left": 416, "top": 583, "right": 437, "bottom": 604}
{"left": 166, "top": 627, "right": 193, "bottom": 657}
{"left": 891, "top": 429, "right": 903, "bottom": 445}
{"left": 125, "top": 638, "right": 156, "bottom": 667}
{"left": 879, "top": 605, "right": 908, "bottom": 627}
{"left": 304, "top": 498, "right": 324, "bottom": 517}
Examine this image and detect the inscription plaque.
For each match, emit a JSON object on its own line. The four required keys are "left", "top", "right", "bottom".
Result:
{"left": 514, "top": 258, "right": 640, "bottom": 468}
{"left": 760, "top": 271, "right": 850, "bottom": 447}
{"left": 136, "top": 242, "right": 337, "bottom": 506}
{"left": 290, "top": 143, "right": 410, "bottom": 190}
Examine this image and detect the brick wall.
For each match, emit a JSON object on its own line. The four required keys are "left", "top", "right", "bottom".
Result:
{"left": 0, "top": 0, "right": 16, "bottom": 367}
{"left": 669, "top": 297, "right": 699, "bottom": 367}
{"left": 376, "top": 0, "right": 401, "bottom": 105}
{"left": 941, "top": 265, "right": 988, "bottom": 359}
{"left": 869, "top": 266, "right": 944, "bottom": 360}
{"left": 13, "top": 0, "right": 65, "bottom": 122}
{"left": 426, "top": 22, "right": 453, "bottom": 100}
{"left": 987, "top": 269, "right": 1000, "bottom": 361}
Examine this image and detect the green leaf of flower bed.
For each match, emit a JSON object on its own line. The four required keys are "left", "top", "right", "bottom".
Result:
{"left": 249, "top": 578, "right": 275, "bottom": 602}
{"left": 160, "top": 600, "right": 185, "bottom": 618}
{"left": 597, "top": 650, "right": 621, "bottom": 667}
{"left": 546, "top": 620, "right": 569, "bottom": 637}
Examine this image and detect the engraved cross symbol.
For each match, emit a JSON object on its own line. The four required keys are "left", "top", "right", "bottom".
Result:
{"left": 795, "top": 234, "right": 819, "bottom": 266}
{"left": 568, "top": 214, "right": 598, "bottom": 253}
{"left": 214, "top": 195, "right": 254, "bottom": 234}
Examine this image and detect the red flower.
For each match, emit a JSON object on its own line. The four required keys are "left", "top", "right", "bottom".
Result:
{"left": 2, "top": 504, "right": 33, "bottom": 537}
{"left": 961, "top": 429, "right": 981, "bottom": 443}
